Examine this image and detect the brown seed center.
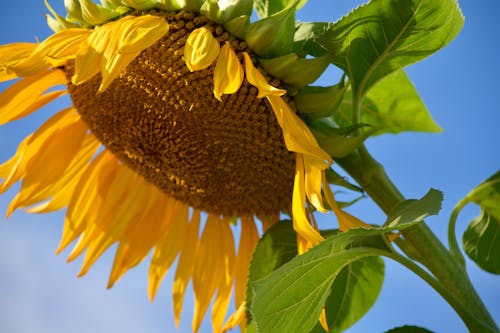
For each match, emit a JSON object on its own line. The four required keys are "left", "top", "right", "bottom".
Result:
{"left": 65, "top": 12, "right": 295, "bottom": 217}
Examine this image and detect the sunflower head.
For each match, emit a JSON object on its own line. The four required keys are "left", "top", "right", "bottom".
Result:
{"left": 0, "top": 0, "right": 367, "bottom": 332}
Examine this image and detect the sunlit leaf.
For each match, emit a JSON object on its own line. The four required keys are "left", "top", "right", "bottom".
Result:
{"left": 246, "top": 220, "right": 297, "bottom": 316}
{"left": 250, "top": 228, "right": 395, "bottom": 333}
{"left": 460, "top": 170, "right": 500, "bottom": 274}
{"left": 325, "top": 256, "right": 384, "bottom": 333}
{"left": 463, "top": 210, "right": 500, "bottom": 274}
{"left": 384, "top": 189, "right": 443, "bottom": 228}
{"left": 335, "top": 70, "right": 442, "bottom": 135}
{"left": 316, "top": 0, "right": 464, "bottom": 98}
{"left": 254, "top": 0, "right": 307, "bottom": 18}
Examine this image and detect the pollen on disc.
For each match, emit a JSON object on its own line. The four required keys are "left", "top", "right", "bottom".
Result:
{"left": 65, "top": 11, "right": 295, "bottom": 217}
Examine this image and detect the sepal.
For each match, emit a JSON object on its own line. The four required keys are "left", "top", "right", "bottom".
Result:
{"left": 245, "top": 4, "right": 297, "bottom": 57}
{"left": 121, "top": 0, "right": 158, "bottom": 10}
{"left": 154, "top": 0, "right": 184, "bottom": 10}
{"left": 45, "top": 0, "right": 80, "bottom": 32}
{"left": 224, "top": 15, "right": 250, "bottom": 40}
{"left": 259, "top": 53, "right": 331, "bottom": 88}
{"left": 201, "top": 0, "right": 252, "bottom": 25}
{"left": 308, "top": 119, "right": 373, "bottom": 158}
{"left": 295, "top": 78, "right": 346, "bottom": 118}
{"left": 76, "top": 0, "right": 125, "bottom": 26}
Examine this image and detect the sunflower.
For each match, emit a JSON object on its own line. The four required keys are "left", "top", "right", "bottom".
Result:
{"left": 0, "top": 0, "right": 367, "bottom": 332}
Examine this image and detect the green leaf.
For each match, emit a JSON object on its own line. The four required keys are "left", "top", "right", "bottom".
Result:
{"left": 465, "top": 170, "right": 500, "bottom": 213}
{"left": 335, "top": 70, "right": 442, "bottom": 135}
{"left": 459, "top": 170, "right": 500, "bottom": 274}
{"left": 250, "top": 228, "right": 393, "bottom": 333}
{"left": 325, "top": 256, "right": 384, "bottom": 333}
{"left": 317, "top": 0, "right": 464, "bottom": 98}
{"left": 246, "top": 220, "right": 298, "bottom": 314}
{"left": 463, "top": 210, "right": 500, "bottom": 274}
{"left": 254, "top": 0, "right": 307, "bottom": 18}
{"left": 384, "top": 189, "right": 443, "bottom": 228}
{"left": 294, "top": 21, "right": 330, "bottom": 57}
{"left": 384, "top": 326, "right": 435, "bottom": 333}
{"left": 245, "top": 321, "right": 258, "bottom": 333}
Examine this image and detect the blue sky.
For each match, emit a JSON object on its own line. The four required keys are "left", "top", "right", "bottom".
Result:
{"left": 0, "top": 1, "right": 498, "bottom": 333}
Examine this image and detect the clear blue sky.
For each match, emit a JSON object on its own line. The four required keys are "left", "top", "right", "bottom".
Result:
{"left": 0, "top": 1, "right": 498, "bottom": 332}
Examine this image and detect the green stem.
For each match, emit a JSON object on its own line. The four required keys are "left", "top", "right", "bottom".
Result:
{"left": 336, "top": 146, "right": 499, "bottom": 333}
{"left": 388, "top": 252, "right": 497, "bottom": 333}
{"left": 448, "top": 198, "right": 468, "bottom": 268}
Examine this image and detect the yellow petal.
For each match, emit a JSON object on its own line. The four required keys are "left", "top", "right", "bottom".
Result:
{"left": 304, "top": 161, "right": 328, "bottom": 213}
{"left": 27, "top": 134, "right": 101, "bottom": 213}
{"left": 7, "top": 118, "right": 89, "bottom": 213}
{"left": 56, "top": 151, "right": 116, "bottom": 254}
{"left": 322, "top": 173, "right": 371, "bottom": 231}
{"left": 0, "top": 69, "right": 66, "bottom": 125}
{"left": 148, "top": 200, "right": 188, "bottom": 300}
{"left": 266, "top": 94, "right": 332, "bottom": 170}
{"left": 99, "top": 15, "right": 170, "bottom": 92}
{"left": 173, "top": 209, "right": 201, "bottom": 326}
{"left": 117, "top": 15, "right": 169, "bottom": 53}
{"left": 100, "top": 51, "right": 138, "bottom": 92}
{"left": 211, "top": 220, "right": 235, "bottom": 333}
{"left": 68, "top": 161, "right": 137, "bottom": 266}
{"left": 213, "top": 43, "right": 244, "bottom": 101}
{"left": 108, "top": 185, "right": 177, "bottom": 287}
{"left": 1, "top": 108, "right": 77, "bottom": 199}
{"left": 0, "top": 138, "right": 28, "bottom": 194}
{"left": 235, "top": 217, "right": 258, "bottom": 307}
{"left": 72, "top": 23, "right": 114, "bottom": 85}
{"left": 0, "top": 43, "right": 37, "bottom": 66}
{"left": 192, "top": 214, "right": 225, "bottom": 333}
{"left": 184, "top": 27, "right": 220, "bottom": 72}
{"left": 292, "top": 154, "right": 324, "bottom": 246}
{"left": 243, "top": 52, "right": 286, "bottom": 98}
{"left": 0, "top": 43, "right": 37, "bottom": 80}
{"left": 221, "top": 302, "right": 246, "bottom": 333}
{"left": 34, "top": 28, "right": 91, "bottom": 66}
{"left": 320, "top": 309, "right": 329, "bottom": 332}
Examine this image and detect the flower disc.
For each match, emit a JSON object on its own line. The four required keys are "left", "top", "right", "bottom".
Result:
{"left": 65, "top": 12, "right": 295, "bottom": 216}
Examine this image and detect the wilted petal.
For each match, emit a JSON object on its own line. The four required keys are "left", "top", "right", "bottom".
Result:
{"left": 184, "top": 27, "right": 220, "bottom": 72}
{"left": 243, "top": 52, "right": 286, "bottom": 98}
{"left": 213, "top": 43, "right": 244, "bottom": 101}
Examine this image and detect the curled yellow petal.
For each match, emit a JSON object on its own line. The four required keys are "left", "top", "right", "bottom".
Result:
{"left": 117, "top": 15, "right": 169, "bottom": 53}
{"left": 322, "top": 173, "right": 370, "bottom": 231}
{"left": 304, "top": 161, "right": 328, "bottom": 213}
{"left": 34, "top": 28, "right": 91, "bottom": 66}
{"left": 213, "top": 43, "right": 244, "bottom": 101}
{"left": 292, "top": 154, "right": 324, "bottom": 245}
{"left": 72, "top": 24, "right": 112, "bottom": 84}
{"left": 243, "top": 52, "right": 286, "bottom": 98}
{"left": 266, "top": 94, "right": 332, "bottom": 170}
{"left": 184, "top": 27, "right": 220, "bottom": 72}
{"left": 99, "top": 16, "right": 168, "bottom": 92}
